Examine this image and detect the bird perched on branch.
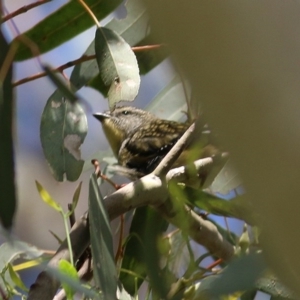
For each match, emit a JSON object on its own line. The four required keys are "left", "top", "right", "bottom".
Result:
{"left": 93, "top": 106, "right": 218, "bottom": 177}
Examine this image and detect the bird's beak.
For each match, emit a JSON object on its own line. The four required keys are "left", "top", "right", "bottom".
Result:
{"left": 93, "top": 112, "right": 111, "bottom": 122}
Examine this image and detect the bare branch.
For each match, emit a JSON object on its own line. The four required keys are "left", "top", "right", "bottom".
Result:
{"left": 153, "top": 123, "right": 195, "bottom": 177}
{"left": 27, "top": 162, "right": 234, "bottom": 299}
{"left": 2, "top": 1, "right": 51, "bottom": 23}
{"left": 12, "top": 44, "right": 163, "bottom": 87}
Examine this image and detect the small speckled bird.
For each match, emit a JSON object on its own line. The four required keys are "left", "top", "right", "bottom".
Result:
{"left": 93, "top": 106, "right": 217, "bottom": 176}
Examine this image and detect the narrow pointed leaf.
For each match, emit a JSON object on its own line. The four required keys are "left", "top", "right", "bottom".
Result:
{"left": 13, "top": 0, "right": 123, "bottom": 61}
{"left": 59, "top": 259, "right": 79, "bottom": 299}
{"left": 40, "top": 89, "right": 87, "bottom": 181}
{"left": 120, "top": 206, "right": 168, "bottom": 295}
{"left": 7, "top": 263, "right": 28, "bottom": 291}
{"left": 70, "top": 181, "right": 82, "bottom": 214}
{"left": 0, "top": 30, "right": 15, "bottom": 228}
{"left": 94, "top": 27, "right": 140, "bottom": 108}
{"left": 35, "top": 180, "right": 61, "bottom": 212}
{"left": 89, "top": 174, "right": 117, "bottom": 298}
{"left": 180, "top": 186, "right": 256, "bottom": 224}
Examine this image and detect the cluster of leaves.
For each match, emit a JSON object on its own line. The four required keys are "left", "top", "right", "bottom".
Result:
{"left": 0, "top": 0, "right": 296, "bottom": 299}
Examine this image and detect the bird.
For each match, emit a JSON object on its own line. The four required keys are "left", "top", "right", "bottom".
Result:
{"left": 93, "top": 106, "right": 218, "bottom": 177}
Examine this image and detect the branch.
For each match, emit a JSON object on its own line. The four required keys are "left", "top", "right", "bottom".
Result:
{"left": 2, "top": 1, "right": 51, "bottom": 23}
{"left": 153, "top": 123, "right": 195, "bottom": 177}
{"left": 27, "top": 160, "right": 234, "bottom": 299}
{"left": 12, "top": 44, "right": 162, "bottom": 87}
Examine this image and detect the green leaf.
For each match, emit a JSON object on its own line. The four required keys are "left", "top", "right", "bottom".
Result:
{"left": 58, "top": 259, "right": 79, "bottom": 300}
{"left": 69, "top": 181, "right": 82, "bottom": 215}
{"left": 0, "top": 30, "right": 15, "bottom": 229}
{"left": 94, "top": 27, "right": 140, "bottom": 108}
{"left": 256, "top": 275, "right": 296, "bottom": 299}
{"left": 7, "top": 264, "right": 28, "bottom": 292}
{"left": 209, "top": 160, "right": 243, "bottom": 195}
{"left": 46, "top": 266, "right": 100, "bottom": 299}
{"left": 13, "top": 0, "right": 123, "bottom": 61}
{"left": 0, "top": 241, "right": 43, "bottom": 291}
{"left": 194, "top": 253, "right": 266, "bottom": 298}
{"left": 120, "top": 206, "right": 168, "bottom": 295}
{"left": 180, "top": 186, "right": 256, "bottom": 225}
{"left": 40, "top": 89, "right": 88, "bottom": 181}
{"left": 146, "top": 75, "right": 188, "bottom": 121}
{"left": 70, "top": 0, "right": 149, "bottom": 91}
{"left": 43, "top": 65, "right": 78, "bottom": 102}
{"left": 35, "top": 181, "right": 62, "bottom": 212}
{"left": 89, "top": 174, "right": 117, "bottom": 298}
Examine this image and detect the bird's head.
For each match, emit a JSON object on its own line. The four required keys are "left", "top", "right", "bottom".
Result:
{"left": 93, "top": 106, "right": 156, "bottom": 157}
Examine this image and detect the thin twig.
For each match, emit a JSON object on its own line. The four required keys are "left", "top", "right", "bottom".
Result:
{"left": 153, "top": 123, "right": 195, "bottom": 177}
{"left": 12, "top": 44, "right": 163, "bottom": 87}
{"left": 77, "top": 0, "right": 100, "bottom": 28}
{"left": 1, "top": 0, "right": 51, "bottom": 23}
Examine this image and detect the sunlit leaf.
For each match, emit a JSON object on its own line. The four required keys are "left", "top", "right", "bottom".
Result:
{"left": 35, "top": 181, "right": 61, "bottom": 212}
{"left": 59, "top": 259, "right": 79, "bottom": 299}
{"left": 209, "top": 160, "right": 243, "bottom": 195}
{"left": 7, "top": 263, "right": 28, "bottom": 292}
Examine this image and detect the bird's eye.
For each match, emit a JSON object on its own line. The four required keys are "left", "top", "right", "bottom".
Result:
{"left": 122, "top": 110, "right": 129, "bottom": 115}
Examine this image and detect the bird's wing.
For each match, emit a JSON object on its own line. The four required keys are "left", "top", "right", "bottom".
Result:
{"left": 118, "top": 121, "right": 189, "bottom": 174}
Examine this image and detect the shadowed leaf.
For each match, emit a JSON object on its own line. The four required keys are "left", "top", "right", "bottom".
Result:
{"left": 0, "top": 30, "right": 15, "bottom": 228}
{"left": 40, "top": 89, "right": 87, "bottom": 181}
{"left": 89, "top": 174, "right": 117, "bottom": 298}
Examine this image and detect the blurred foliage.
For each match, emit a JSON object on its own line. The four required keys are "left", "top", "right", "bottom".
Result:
{"left": 0, "top": 0, "right": 290, "bottom": 299}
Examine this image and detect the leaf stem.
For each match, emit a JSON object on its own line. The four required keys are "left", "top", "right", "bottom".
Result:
{"left": 62, "top": 213, "right": 74, "bottom": 266}
{"left": 12, "top": 44, "right": 163, "bottom": 87}
{"left": 77, "top": 0, "right": 100, "bottom": 28}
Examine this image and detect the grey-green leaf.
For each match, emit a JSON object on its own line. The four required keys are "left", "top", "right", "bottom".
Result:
{"left": 40, "top": 90, "right": 87, "bottom": 181}
{"left": 89, "top": 174, "right": 117, "bottom": 299}
{"left": 94, "top": 27, "right": 140, "bottom": 108}
{"left": 70, "top": 0, "right": 148, "bottom": 92}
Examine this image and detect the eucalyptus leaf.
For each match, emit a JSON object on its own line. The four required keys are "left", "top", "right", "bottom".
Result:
{"left": 146, "top": 75, "right": 188, "bottom": 121}
{"left": 0, "top": 241, "right": 43, "bottom": 291}
{"left": 120, "top": 206, "right": 168, "bottom": 295}
{"left": 193, "top": 253, "right": 266, "bottom": 299}
{"left": 13, "top": 0, "right": 123, "bottom": 61}
{"left": 40, "top": 89, "right": 88, "bottom": 181}
{"left": 89, "top": 174, "right": 118, "bottom": 299}
{"left": 70, "top": 0, "right": 148, "bottom": 91}
{"left": 94, "top": 27, "right": 140, "bottom": 108}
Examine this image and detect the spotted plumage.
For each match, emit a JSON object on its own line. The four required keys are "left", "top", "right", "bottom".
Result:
{"left": 93, "top": 106, "right": 216, "bottom": 176}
